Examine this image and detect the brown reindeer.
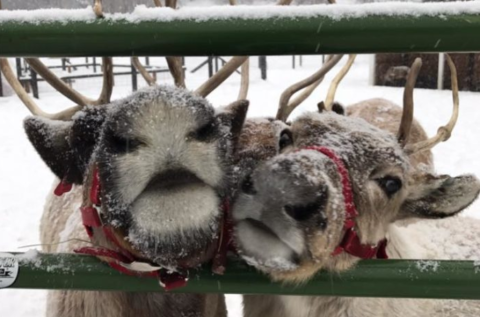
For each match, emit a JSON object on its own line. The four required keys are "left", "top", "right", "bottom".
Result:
{"left": 233, "top": 56, "right": 480, "bottom": 317}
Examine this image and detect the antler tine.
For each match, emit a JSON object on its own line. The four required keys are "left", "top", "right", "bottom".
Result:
{"left": 197, "top": 0, "right": 293, "bottom": 98}
{"left": 238, "top": 59, "right": 250, "bottom": 100}
{"left": 228, "top": 0, "right": 249, "bottom": 100}
{"left": 397, "top": 57, "right": 422, "bottom": 147}
{"left": 93, "top": 0, "right": 103, "bottom": 18}
{"left": 131, "top": 57, "right": 157, "bottom": 86}
{"left": 276, "top": 54, "right": 344, "bottom": 122}
{"left": 0, "top": 59, "right": 81, "bottom": 120}
{"left": 285, "top": 56, "right": 339, "bottom": 114}
{"left": 165, "top": 0, "right": 177, "bottom": 7}
{"left": 405, "top": 54, "right": 459, "bottom": 154}
{"left": 324, "top": 54, "right": 356, "bottom": 111}
{"left": 97, "top": 57, "right": 114, "bottom": 104}
{"left": 165, "top": 57, "right": 186, "bottom": 88}
{"left": 195, "top": 56, "right": 249, "bottom": 98}
{"left": 24, "top": 58, "right": 94, "bottom": 107}
{"left": 152, "top": 0, "right": 186, "bottom": 88}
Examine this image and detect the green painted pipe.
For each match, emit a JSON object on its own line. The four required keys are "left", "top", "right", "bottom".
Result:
{"left": 3, "top": 252, "right": 480, "bottom": 299}
{"left": 0, "top": 11, "right": 479, "bottom": 57}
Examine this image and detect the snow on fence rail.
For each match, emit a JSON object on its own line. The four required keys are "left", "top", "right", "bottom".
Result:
{"left": 0, "top": 3, "right": 480, "bottom": 57}
{"left": 2, "top": 252, "right": 480, "bottom": 299}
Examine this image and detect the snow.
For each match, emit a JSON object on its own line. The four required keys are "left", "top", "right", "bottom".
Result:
{"left": 1, "top": 54, "right": 480, "bottom": 316}
{"left": 415, "top": 260, "right": 439, "bottom": 272}
{"left": 1, "top": 2, "right": 480, "bottom": 25}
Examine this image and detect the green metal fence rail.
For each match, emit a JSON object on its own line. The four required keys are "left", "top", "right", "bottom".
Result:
{"left": 0, "top": 11, "right": 479, "bottom": 57}
{"left": 3, "top": 252, "right": 480, "bottom": 299}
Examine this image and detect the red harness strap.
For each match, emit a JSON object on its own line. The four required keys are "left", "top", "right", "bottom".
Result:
{"left": 303, "top": 146, "right": 388, "bottom": 260}
{"left": 56, "top": 166, "right": 231, "bottom": 290}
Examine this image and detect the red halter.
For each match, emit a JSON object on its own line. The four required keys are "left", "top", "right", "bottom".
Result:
{"left": 55, "top": 166, "right": 232, "bottom": 290}
{"left": 302, "top": 146, "right": 388, "bottom": 260}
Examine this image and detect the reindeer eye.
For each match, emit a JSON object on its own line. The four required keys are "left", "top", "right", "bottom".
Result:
{"left": 279, "top": 129, "right": 293, "bottom": 151}
{"left": 109, "top": 135, "right": 143, "bottom": 153}
{"left": 377, "top": 176, "right": 402, "bottom": 197}
{"left": 189, "top": 121, "right": 217, "bottom": 142}
{"left": 241, "top": 174, "right": 257, "bottom": 195}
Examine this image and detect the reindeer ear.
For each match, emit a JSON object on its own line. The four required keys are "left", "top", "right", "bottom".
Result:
{"left": 24, "top": 108, "right": 107, "bottom": 185}
{"left": 23, "top": 116, "right": 81, "bottom": 183}
{"left": 399, "top": 174, "right": 480, "bottom": 219}
{"left": 317, "top": 101, "right": 345, "bottom": 115}
{"left": 217, "top": 99, "right": 249, "bottom": 147}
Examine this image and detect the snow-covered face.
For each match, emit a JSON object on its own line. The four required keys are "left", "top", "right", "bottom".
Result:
{"left": 233, "top": 112, "right": 480, "bottom": 282}
{"left": 24, "top": 86, "right": 248, "bottom": 268}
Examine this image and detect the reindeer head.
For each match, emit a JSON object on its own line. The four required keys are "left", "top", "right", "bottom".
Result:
{"left": 24, "top": 85, "right": 248, "bottom": 268}
{"left": 233, "top": 57, "right": 480, "bottom": 283}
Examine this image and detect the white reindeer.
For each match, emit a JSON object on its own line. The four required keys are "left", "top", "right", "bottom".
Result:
{"left": 232, "top": 56, "right": 480, "bottom": 317}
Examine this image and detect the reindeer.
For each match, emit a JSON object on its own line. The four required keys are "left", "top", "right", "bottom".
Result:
{"left": 232, "top": 55, "right": 480, "bottom": 317}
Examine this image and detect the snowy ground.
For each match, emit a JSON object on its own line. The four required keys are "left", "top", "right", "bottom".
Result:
{"left": 1, "top": 54, "right": 479, "bottom": 316}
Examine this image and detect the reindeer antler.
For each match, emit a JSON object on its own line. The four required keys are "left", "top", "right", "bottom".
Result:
{"left": 397, "top": 57, "right": 422, "bottom": 147}
{"left": 0, "top": 1, "right": 113, "bottom": 121}
{"left": 276, "top": 55, "right": 344, "bottom": 121}
{"left": 93, "top": 0, "right": 103, "bottom": 18}
{"left": 324, "top": 54, "right": 356, "bottom": 111}
{"left": 149, "top": 0, "right": 186, "bottom": 88}
{"left": 404, "top": 54, "right": 459, "bottom": 154}
{"left": 131, "top": 57, "right": 157, "bottom": 86}
{"left": 0, "top": 59, "right": 82, "bottom": 120}
{"left": 24, "top": 58, "right": 94, "bottom": 106}
{"left": 228, "top": 0, "right": 250, "bottom": 101}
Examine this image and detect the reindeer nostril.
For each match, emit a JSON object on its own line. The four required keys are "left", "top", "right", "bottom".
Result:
{"left": 241, "top": 174, "right": 257, "bottom": 195}
{"left": 284, "top": 202, "right": 319, "bottom": 221}
{"left": 284, "top": 190, "right": 328, "bottom": 222}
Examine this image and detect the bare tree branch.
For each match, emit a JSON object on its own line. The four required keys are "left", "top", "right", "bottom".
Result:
{"left": 131, "top": 57, "right": 157, "bottom": 86}
{"left": 276, "top": 55, "right": 343, "bottom": 121}
{"left": 229, "top": 0, "right": 237, "bottom": 4}
{"left": 153, "top": 0, "right": 163, "bottom": 6}
{"left": 277, "top": 0, "right": 294, "bottom": 5}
